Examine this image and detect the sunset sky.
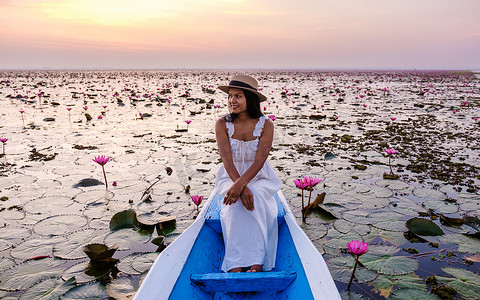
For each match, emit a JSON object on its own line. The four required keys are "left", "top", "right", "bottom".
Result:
{"left": 1, "top": 0, "right": 479, "bottom": 70}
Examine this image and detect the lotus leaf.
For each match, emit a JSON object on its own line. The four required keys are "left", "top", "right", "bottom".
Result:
{"left": 436, "top": 267, "right": 480, "bottom": 300}
{"left": 19, "top": 277, "right": 75, "bottom": 300}
{"left": 33, "top": 215, "right": 88, "bottom": 236}
{"left": 439, "top": 234, "right": 480, "bottom": 253}
{"left": 117, "top": 252, "right": 144, "bottom": 275}
{"left": 375, "top": 179, "right": 410, "bottom": 190}
{"left": 0, "top": 226, "right": 31, "bottom": 241}
{"left": 11, "top": 237, "right": 67, "bottom": 259}
{"left": 333, "top": 219, "right": 370, "bottom": 236}
{"left": 109, "top": 209, "right": 139, "bottom": 231}
{"left": 82, "top": 243, "right": 118, "bottom": 262}
{"left": 368, "top": 211, "right": 406, "bottom": 232}
{"left": 61, "top": 282, "right": 109, "bottom": 299}
{"left": 0, "top": 257, "right": 15, "bottom": 272}
{"left": 423, "top": 200, "right": 458, "bottom": 214}
{"left": 412, "top": 188, "right": 445, "bottom": 200}
{"left": 106, "top": 276, "right": 142, "bottom": 299}
{"left": 406, "top": 217, "right": 444, "bottom": 236}
{"left": 104, "top": 228, "right": 150, "bottom": 251}
{"left": 361, "top": 245, "right": 419, "bottom": 275}
{"left": 53, "top": 229, "right": 102, "bottom": 260}
{"left": 327, "top": 256, "right": 377, "bottom": 284}
{"left": 339, "top": 291, "right": 367, "bottom": 300}
{"left": 131, "top": 252, "right": 159, "bottom": 273}
{"left": 389, "top": 288, "right": 439, "bottom": 300}
{"left": 368, "top": 273, "right": 428, "bottom": 298}
{"left": 0, "top": 258, "right": 65, "bottom": 291}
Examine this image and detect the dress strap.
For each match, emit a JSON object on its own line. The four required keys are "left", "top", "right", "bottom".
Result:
{"left": 225, "top": 121, "right": 234, "bottom": 138}
{"left": 253, "top": 115, "right": 266, "bottom": 138}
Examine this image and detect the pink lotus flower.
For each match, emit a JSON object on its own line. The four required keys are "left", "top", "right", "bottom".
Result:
{"left": 191, "top": 195, "right": 203, "bottom": 211}
{"left": 385, "top": 148, "right": 397, "bottom": 155}
{"left": 347, "top": 240, "right": 369, "bottom": 255}
{"left": 19, "top": 110, "right": 24, "bottom": 113}
{"left": 473, "top": 117, "right": 479, "bottom": 121}
{"left": 185, "top": 120, "right": 192, "bottom": 124}
{"left": 304, "top": 176, "right": 322, "bottom": 188}
{"left": 103, "top": 105, "right": 108, "bottom": 109}
{"left": 268, "top": 115, "right": 277, "bottom": 121}
{"left": 294, "top": 178, "right": 308, "bottom": 190}
{"left": 67, "top": 107, "right": 72, "bottom": 111}
{"left": 83, "top": 106, "right": 88, "bottom": 111}
{"left": 390, "top": 117, "right": 396, "bottom": 121}
{"left": 97, "top": 115, "right": 103, "bottom": 119}
{"left": 93, "top": 155, "right": 111, "bottom": 189}
{"left": 112, "top": 181, "right": 117, "bottom": 186}
{"left": 452, "top": 110, "right": 456, "bottom": 114}
{"left": 346, "top": 240, "right": 369, "bottom": 291}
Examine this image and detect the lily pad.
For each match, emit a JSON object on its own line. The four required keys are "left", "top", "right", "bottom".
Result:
{"left": 323, "top": 229, "right": 362, "bottom": 250}
{"left": 412, "top": 188, "right": 445, "bottom": 200}
{"left": 361, "top": 245, "right": 419, "bottom": 275}
{"left": 117, "top": 252, "right": 145, "bottom": 275}
{"left": 325, "top": 152, "right": 336, "bottom": 160}
{"left": 327, "top": 256, "right": 378, "bottom": 284}
{"left": 106, "top": 276, "right": 142, "bottom": 299}
{"left": 439, "top": 234, "right": 480, "bottom": 253}
{"left": 368, "top": 211, "right": 407, "bottom": 232}
{"left": 83, "top": 243, "right": 118, "bottom": 262}
{"left": 423, "top": 200, "right": 458, "bottom": 214}
{"left": 53, "top": 229, "right": 100, "bottom": 260}
{"left": 0, "top": 257, "right": 15, "bottom": 272}
{"left": 11, "top": 237, "right": 67, "bottom": 259}
{"left": 33, "top": 215, "right": 88, "bottom": 236}
{"left": 0, "top": 258, "right": 65, "bottom": 291}
{"left": 73, "top": 178, "right": 104, "bottom": 188}
{"left": 368, "top": 273, "right": 428, "bottom": 298}
{"left": 131, "top": 252, "right": 159, "bottom": 273}
{"left": 375, "top": 179, "right": 410, "bottom": 190}
{"left": 436, "top": 267, "right": 480, "bottom": 300}
{"left": 19, "top": 277, "right": 76, "bottom": 300}
{"left": 390, "top": 288, "right": 439, "bottom": 300}
{"left": 333, "top": 219, "right": 370, "bottom": 236}
{"left": 406, "top": 218, "right": 444, "bottom": 236}
{"left": 110, "top": 209, "right": 139, "bottom": 231}
{"left": 61, "top": 282, "right": 109, "bottom": 299}
{"left": 104, "top": 228, "right": 150, "bottom": 251}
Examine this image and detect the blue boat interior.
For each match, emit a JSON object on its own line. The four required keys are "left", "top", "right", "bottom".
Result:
{"left": 168, "top": 194, "right": 315, "bottom": 299}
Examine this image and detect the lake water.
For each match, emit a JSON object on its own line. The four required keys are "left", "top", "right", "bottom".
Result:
{"left": 0, "top": 70, "right": 479, "bottom": 299}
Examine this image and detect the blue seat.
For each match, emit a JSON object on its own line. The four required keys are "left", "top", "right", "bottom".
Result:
{"left": 205, "top": 193, "right": 285, "bottom": 234}
{"left": 191, "top": 271, "right": 296, "bottom": 293}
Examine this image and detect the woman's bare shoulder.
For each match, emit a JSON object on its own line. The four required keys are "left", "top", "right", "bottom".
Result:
{"left": 263, "top": 117, "right": 274, "bottom": 131}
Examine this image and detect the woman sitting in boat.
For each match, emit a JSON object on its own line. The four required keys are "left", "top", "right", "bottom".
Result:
{"left": 215, "top": 75, "right": 282, "bottom": 273}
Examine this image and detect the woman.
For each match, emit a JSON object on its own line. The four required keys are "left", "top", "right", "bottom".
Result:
{"left": 214, "top": 75, "right": 282, "bottom": 273}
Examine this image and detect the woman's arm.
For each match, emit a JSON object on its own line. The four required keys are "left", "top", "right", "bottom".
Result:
{"left": 215, "top": 117, "right": 241, "bottom": 183}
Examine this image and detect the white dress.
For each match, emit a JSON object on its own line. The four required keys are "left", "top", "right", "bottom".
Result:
{"left": 214, "top": 115, "right": 282, "bottom": 272}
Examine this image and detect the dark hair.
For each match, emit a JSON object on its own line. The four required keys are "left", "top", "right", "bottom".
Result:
{"left": 225, "top": 89, "right": 263, "bottom": 122}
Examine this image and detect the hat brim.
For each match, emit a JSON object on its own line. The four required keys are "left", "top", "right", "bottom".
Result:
{"left": 218, "top": 85, "right": 267, "bottom": 102}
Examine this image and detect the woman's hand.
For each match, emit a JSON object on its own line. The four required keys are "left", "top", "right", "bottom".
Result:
{"left": 223, "top": 180, "right": 245, "bottom": 205}
{"left": 240, "top": 186, "right": 254, "bottom": 211}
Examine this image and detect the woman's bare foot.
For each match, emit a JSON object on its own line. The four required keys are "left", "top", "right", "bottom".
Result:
{"left": 246, "top": 265, "right": 262, "bottom": 272}
{"left": 228, "top": 267, "right": 242, "bottom": 273}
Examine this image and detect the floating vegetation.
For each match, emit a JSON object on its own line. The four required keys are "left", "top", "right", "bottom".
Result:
{"left": 0, "top": 70, "right": 479, "bottom": 299}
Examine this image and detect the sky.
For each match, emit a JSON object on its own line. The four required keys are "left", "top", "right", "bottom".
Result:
{"left": 0, "top": 0, "right": 479, "bottom": 70}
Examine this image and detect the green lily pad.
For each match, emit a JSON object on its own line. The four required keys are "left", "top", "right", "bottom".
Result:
{"left": 325, "top": 152, "right": 336, "bottom": 160}
{"left": 110, "top": 209, "right": 139, "bottom": 231}
{"left": 368, "top": 211, "right": 407, "bottom": 232}
{"left": 423, "top": 200, "right": 458, "bottom": 214}
{"left": 390, "top": 288, "right": 439, "bottom": 300}
{"left": 104, "top": 228, "right": 150, "bottom": 251}
{"left": 0, "top": 257, "right": 15, "bottom": 272}
{"left": 73, "top": 178, "right": 104, "bottom": 188}
{"left": 439, "top": 234, "right": 480, "bottom": 253}
{"left": 19, "top": 277, "right": 76, "bottom": 300}
{"left": 11, "top": 236, "right": 67, "bottom": 259}
{"left": 61, "top": 261, "right": 97, "bottom": 284}
{"left": 368, "top": 186, "right": 393, "bottom": 198}
{"left": 436, "top": 267, "right": 480, "bottom": 300}
{"left": 61, "top": 282, "right": 109, "bottom": 299}
{"left": 53, "top": 229, "right": 103, "bottom": 260}
{"left": 375, "top": 179, "right": 410, "bottom": 190}
{"left": 361, "top": 245, "right": 419, "bottom": 275}
{"left": 106, "top": 276, "right": 142, "bottom": 299}
{"left": 406, "top": 218, "right": 444, "bottom": 236}
{"left": 323, "top": 228, "right": 362, "bottom": 250}
{"left": 389, "top": 197, "right": 427, "bottom": 216}
{"left": 0, "top": 226, "right": 31, "bottom": 241}
{"left": 0, "top": 258, "right": 65, "bottom": 291}
{"left": 333, "top": 219, "right": 370, "bottom": 236}
{"left": 343, "top": 210, "right": 371, "bottom": 225}
{"left": 339, "top": 291, "right": 367, "bottom": 299}
{"left": 412, "top": 188, "right": 445, "bottom": 200}
{"left": 342, "top": 183, "right": 370, "bottom": 193}
{"left": 33, "top": 215, "right": 88, "bottom": 236}
{"left": 131, "top": 252, "right": 159, "bottom": 273}
{"left": 368, "top": 273, "right": 428, "bottom": 298}
{"left": 327, "top": 256, "right": 378, "bottom": 284}
{"left": 117, "top": 252, "right": 145, "bottom": 275}
{"left": 458, "top": 198, "right": 480, "bottom": 211}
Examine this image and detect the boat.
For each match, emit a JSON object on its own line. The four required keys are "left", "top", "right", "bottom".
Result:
{"left": 134, "top": 189, "right": 341, "bottom": 299}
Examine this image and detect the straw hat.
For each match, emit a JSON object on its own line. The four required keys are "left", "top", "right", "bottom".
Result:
{"left": 218, "top": 75, "right": 267, "bottom": 102}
